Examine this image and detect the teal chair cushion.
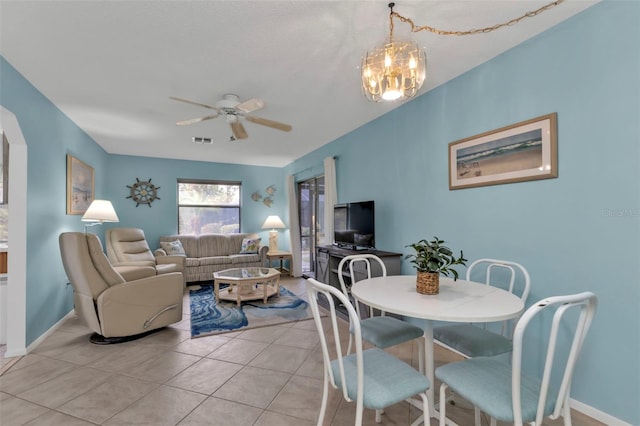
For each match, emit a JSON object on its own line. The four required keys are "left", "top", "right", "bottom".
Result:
{"left": 434, "top": 324, "right": 512, "bottom": 357}
{"left": 352, "top": 316, "right": 424, "bottom": 349}
{"left": 331, "top": 348, "right": 430, "bottom": 410}
{"left": 436, "top": 357, "right": 558, "bottom": 422}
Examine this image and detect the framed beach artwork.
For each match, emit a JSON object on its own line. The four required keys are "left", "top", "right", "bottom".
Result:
{"left": 449, "top": 113, "right": 557, "bottom": 190}
{"left": 66, "top": 154, "right": 94, "bottom": 214}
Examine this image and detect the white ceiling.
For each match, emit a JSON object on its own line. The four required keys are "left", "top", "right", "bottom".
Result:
{"left": 0, "top": 0, "right": 597, "bottom": 167}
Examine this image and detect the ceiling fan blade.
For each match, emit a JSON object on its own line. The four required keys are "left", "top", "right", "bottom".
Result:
{"left": 236, "top": 97, "right": 265, "bottom": 113}
{"left": 230, "top": 121, "right": 248, "bottom": 140}
{"left": 176, "top": 114, "right": 219, "bottom": 126}
{"left": 169, "top": 96, "right": 219, "bottom": 111}
{"left": 245, "top": 115, "right": 292, "bottom": 132}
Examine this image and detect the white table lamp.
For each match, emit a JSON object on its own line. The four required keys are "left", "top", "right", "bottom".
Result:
{"left": 262, "top": 215, "right": 286, "bottom": 252}
{"left": 82, "top": 199, "right": 119, "bottom": 232}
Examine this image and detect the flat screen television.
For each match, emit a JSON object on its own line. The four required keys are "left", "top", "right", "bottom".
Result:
{"left": 333, "top": 200, "right": 375, "bottom": 250}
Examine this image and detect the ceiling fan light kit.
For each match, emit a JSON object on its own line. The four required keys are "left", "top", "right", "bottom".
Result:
{"left": 170, "top": 93, "right": 292, "bottom": 141}
{"left": 362, "top": 0, "right": 565, "bottom": 103}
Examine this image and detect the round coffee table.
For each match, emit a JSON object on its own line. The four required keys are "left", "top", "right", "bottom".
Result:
{"left": 213, "top": 267, "right": 281, "bottom": 306}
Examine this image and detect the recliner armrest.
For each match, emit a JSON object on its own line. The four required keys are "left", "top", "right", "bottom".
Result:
{"left": 258, "top": 245, "right": 269, "bottom": 260}
{"left": 96, "top": 272, "right": 184, "bottom": 337}
{"left": 156, "top": 255, "right": 185, "bottom": 267}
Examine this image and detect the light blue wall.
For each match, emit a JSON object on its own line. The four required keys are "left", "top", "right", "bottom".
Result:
{"left": 1, "top": 56, "right": 110, "bottom": 344}
{"left": 105, "top": 155, "right": 286, "bottom": 248}
{"left": 286, "top": 2, "right": 639, "bottom": 423}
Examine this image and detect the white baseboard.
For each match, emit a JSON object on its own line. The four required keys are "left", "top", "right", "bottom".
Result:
{"left": 23, "top": 309, "right": 76, "bottom": 355}
{"left": 570, "top": 398, "right": 631, "bottom": 426}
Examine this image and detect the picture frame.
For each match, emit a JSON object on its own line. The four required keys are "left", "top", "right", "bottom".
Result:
{"left": 66, "top": 154, "right": 94, "bottom": 214}
{"left": 449, "top": 113, "right": 557, "bottom": 190}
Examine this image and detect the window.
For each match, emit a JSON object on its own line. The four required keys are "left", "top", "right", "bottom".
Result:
{"left": 178, "top": 179, "right": 241, "bottom": 235}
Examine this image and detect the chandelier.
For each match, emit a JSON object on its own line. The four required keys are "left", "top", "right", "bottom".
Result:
{"left": 361, "top": 3, "right": 425, "bottom": 102}
{"left": 361, "top": 0, "right": 565, "bottom": 103}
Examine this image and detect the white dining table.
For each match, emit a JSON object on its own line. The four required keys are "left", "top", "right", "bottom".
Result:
{"left": 351, "top": 275, "right": 524, "bottom": 421}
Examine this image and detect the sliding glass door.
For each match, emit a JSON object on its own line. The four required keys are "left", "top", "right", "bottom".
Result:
{"left": 298, "top": 176, "right": 324, "bottom": 275}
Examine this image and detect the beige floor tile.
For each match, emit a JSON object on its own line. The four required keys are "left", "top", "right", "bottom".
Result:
{"left": 236, "top": 325, "right": 289, "bottom": 343}
{"left": 0, "top": 357, "right": 75, "bottom": 395}
{"left": 213, "top": 365, "right": 291, "bottom": 409}
{"left": 125, "top": 351, "right": 201, "bottom": 383}
{"left": 291, "top": 318, "right": 320, "bottom": 330}
{"left": 178, "top": 396, "right": 263, "bottom": 425}
{"left": 24, "top": 411, "right": 96, "bottom": 426}
{"left": 331, "top": 398, "right": 413, "bottom": 426}
{"left": 133, "top": 327, "right": 191, "bottom": 348}
{"left": 86, "top": 343, "right": 165, "bottom": 374}
{"left": 0, "top": 395, "right": 50, "bottom": 425}
{"left": 273, "top": 327, "right": 319, "bottom": 349}
{"left": 255, "top": 410, "right": 315, "bottom": 426}
{"left": 268, "top": 374, "right": 342, "bottom": 423}
{"left": 17, "top": 365, "right": 112, "bottom": 408}
{"left": 173, "top": 334, "right": 233, "bottom": 357}
{"left": 207, "top": 338, "right": 268, "bottom": 365}
{"left": 248, "top": 343, "right": 311, "bottom": 373}
{"left": 57, "top": 374, "right": 158, "bottom": 424}
{"left": 166, "top": 357, "right": 242, "bottom": 394}
{"left": 294, "top": 345, "right": 325, "bottom": 380}
{"left": 104, "top": 385, "right": 206, "bottom": 426}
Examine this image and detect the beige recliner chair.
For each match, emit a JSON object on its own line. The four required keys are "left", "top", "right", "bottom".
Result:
{"left": 105, "top": 227, "right": 185, "bottom": 285}
{"left": 59, "top": 232, "right": 184, "bottom": 344}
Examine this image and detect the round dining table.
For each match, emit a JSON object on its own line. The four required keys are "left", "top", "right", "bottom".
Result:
{"left": 351, "top": 275, "right": 524, "bottom": 421}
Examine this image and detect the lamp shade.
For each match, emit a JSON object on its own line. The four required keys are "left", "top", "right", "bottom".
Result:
{"left": 261, "top": 215, "right": 286, "bottom": 230}
{"left": 81, "top": 199, "right": 119, "bottom": 223}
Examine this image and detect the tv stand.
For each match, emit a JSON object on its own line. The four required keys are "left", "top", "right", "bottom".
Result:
{"left": 316, "top": 245, "right": 402, "bottom": 296}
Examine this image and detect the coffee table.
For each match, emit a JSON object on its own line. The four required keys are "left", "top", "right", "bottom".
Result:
{"left": 213, "top": 267, "right": 281, "bottom": 306}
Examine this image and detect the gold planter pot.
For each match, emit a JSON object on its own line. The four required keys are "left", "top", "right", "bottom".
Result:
{"left": 416, "top": 271, "right": 439, "bottom": 295}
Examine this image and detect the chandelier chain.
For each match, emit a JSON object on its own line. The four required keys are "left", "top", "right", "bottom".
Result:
{"left": 390, "top": 0, "right": 565, "bottom": 37}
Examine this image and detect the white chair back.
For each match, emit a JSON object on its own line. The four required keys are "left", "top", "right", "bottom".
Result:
{"left": 466, "top": 258, "right": 531, "bottom": 335}
{"left": 306, "top": 278, "right": 365, "bottom": 417}
{"left": 512, "top": 291, "right": 597, "bottom": 424}
{"left": 337, "top": 254, "right": 387, "bottom": 318}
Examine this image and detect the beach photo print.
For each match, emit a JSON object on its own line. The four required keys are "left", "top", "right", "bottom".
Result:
{"left": 449, "top": 113, "right": 557, "bottom": 190}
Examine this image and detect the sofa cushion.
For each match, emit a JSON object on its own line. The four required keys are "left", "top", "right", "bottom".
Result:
{"left": 229, "top": 254, "right": 261, "bottom": 264}
{"left": 200, "top": 256, "right": 233, "bottom": 266}
{"left": 160, "top": 235, "right": 199, "bottom": 258}
{"left": 160, "top": 240, "right": 186, "bottom": 256}
{"left": 185, "top": 258, "right": 201, "bottom": 267}
{"left": 240, "top": 237, "right": 261, "bottom": 254}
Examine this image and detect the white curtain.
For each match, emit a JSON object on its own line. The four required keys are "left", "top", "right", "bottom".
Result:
{"left": 323, "top": 156, "right": 337, "bottom": 246}
{"left": 286, "top": 175, "right": 303, "bottom": 277}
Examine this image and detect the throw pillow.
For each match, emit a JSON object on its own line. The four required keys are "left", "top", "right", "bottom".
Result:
{"left": 240, "top": 237, "right": 261, "bottom": 254}
{"left": 160, "top": 240, "right": 186, "bottom": 256}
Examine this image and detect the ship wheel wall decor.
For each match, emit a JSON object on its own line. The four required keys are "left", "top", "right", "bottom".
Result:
{"left": 127, "top": 178, "right": 160, "bottom": 207}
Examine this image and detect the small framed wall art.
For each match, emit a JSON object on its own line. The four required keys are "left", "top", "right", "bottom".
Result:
{"left": 66, "top": 154, "right": 94, "bottom": 214}
{"left": 449, "top": 113, "right": 557, "bottom": 190}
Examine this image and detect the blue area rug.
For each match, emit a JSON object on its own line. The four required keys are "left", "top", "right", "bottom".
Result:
{"left": 189, "top": 284, "right": 312, "bottom": 338}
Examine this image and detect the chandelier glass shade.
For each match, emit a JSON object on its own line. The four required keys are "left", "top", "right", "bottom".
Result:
{"left": 360, "top": 0, "right": 562, "bottom": 103}
{"left": 361, "top": 38, "right": 426, "bottom": 102}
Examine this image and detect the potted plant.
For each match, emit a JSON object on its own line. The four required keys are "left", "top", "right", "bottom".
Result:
{"left": 405, "top": 237, "right": 467, "bottom": 295}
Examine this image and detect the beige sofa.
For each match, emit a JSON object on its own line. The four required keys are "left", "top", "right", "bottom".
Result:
{"left": 155, "top": 233, "right": 268, "bottom": 283}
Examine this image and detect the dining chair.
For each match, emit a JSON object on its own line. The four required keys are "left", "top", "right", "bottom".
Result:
{"left": 337, "top": 254, "right": 425, "bottom": 371}
{"left": 306, "top": 278, "right": 431, "bottom": 426}
{"left": 436, "top": 291, "right": 597, "bottom": 426}
{"left": 433, "top": 258, "right": 531, "bottom": 358}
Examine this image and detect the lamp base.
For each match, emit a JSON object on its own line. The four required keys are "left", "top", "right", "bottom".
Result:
{"left": 268, "top": 230, "right": 278, "bottom": 252}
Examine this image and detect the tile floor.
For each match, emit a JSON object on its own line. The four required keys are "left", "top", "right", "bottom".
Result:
{"left": 0, "top": 277, "right": 603, "bottom": 426}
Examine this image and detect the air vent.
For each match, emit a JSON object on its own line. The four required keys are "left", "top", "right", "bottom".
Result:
{"left": 192, "top": 137, "right": 213, "bottom": 144}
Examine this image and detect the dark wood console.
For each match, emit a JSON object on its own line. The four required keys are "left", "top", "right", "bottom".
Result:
{"left": 315, "top": 245, "right": 402, "bottom": 294}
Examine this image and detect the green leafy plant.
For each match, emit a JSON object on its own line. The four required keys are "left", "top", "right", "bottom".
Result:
{"left": 405, "top": 237, "right": 467, "bottom": 280}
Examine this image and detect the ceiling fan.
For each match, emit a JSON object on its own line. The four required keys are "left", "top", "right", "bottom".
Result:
{"left": 170, "top": 94, "right": 292, "bottom": 140}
